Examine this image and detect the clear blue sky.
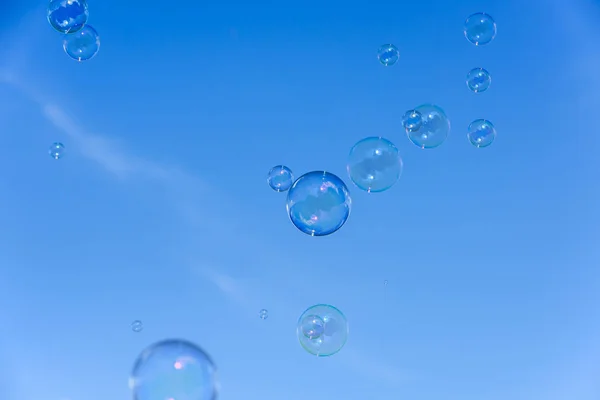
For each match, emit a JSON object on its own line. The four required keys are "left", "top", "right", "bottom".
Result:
{"left": 1, "top": 0, "right": 599, "bottom": 399}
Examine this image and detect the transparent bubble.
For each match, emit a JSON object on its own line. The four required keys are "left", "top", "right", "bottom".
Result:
{"left": 297, "top": 304, "right": 348, "bottom": 357}
{"left": 49, "top": 142, "right": 65, "bottom": 159}
{"left": 130, "top": 339, "right": 218, "bottom": 400}
{"left": 464, "top": 12, "right": 497, "bottom": 46}
{"left": 402, "top": 109, "right": 422, "bottom": 133}
{"left": 406, "top": 104, "right": 450, "bottom": 149}
{"left": 466, "top": 67, "right": 491, "bottom": 93}
{"left": 286, "top": 171, "right": 351, "bottom": 237}
{"left": 131, "top": 320, "right": 143, "bottom": 332}
{"left": 63, "top": 24, "right": 100, "bottom": 62}
{"left": 467, "top": 119, "right": 496, "bottom": 148}
{"left": 259, "top": 309, "right": 268, "bottom": 320}
{"left": 267, "top": 165, "right": 294, "bottom": 192}
{"left": 47, "top": 0, "right": 89, "bottom": 34}
{"left": 347, "top": 137, "right": 403, "bottom": 193}
{"left": 377, "top": 44, "right": 399, "bottom": 66}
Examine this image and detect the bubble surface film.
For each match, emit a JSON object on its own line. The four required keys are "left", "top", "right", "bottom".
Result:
{"left": 63, "top": 24, "right": 100, "bottom": 61}
{"left": 406, "top": 104, "right": 451, "bottom": 149}
{"left": 267, "top": 165, "right": 294, "bottom": 192}
{"left": 286, "top": 171, "right": 351, "bottom": 236}
{"left": 47, "top": 0, "right": 89, "bottom": 34}
{"left": 130, "top": 339, "right": 218, "bottom": 400}
{"left": 297, "top": 304, "right": 348, "bottom": 357}
{"left": 466, "top": 67, "right": 491, "bottom": 93}
{"left": 347, "top": 137, "right": 403, "bottom": 193}
{"left": 377, "top": 44, "right": 399, "bottom": 66}
{"left": 467, "top": 119, "right": 496, "bottom": 148}
{"left": 464, "top": 12, "right": 497, "bottom": 46}
{"left": 49, "top": 142, "right": 65, "bottom": 159}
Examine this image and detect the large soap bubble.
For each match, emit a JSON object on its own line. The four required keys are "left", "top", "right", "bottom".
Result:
{"left": 377, "top": 44, "right": 399, "bottom": 66}
{"left": 130, "top": 339, "right": 218, "bottom": 400}
{"left": 63, "top": 24, "right": 100, "bottom": 62}
{"left": 297, "top": 304, "right": 348, "bottom": 357}
{"left": 47, "top": 0, "right": 89, "bottom": 34}
{"left": 347, "top": 137, "right": 403, "bottom": 193}
{"left": 267, "top": 165, "right": 294, "bottom": 192}
{"left": 467, "top": 119, "right": 496, "bottom": 148}
{"left": 466, "top": 67, "right": 491, "bottom": 93}
{"left": 406, "top": 104, "right": 450, "bottom": 149}
{"left": 464, "top": 12, "right": 497, "bottom": 46}
{"left": 286, "top": 171, "right": 351, "bottom": 236}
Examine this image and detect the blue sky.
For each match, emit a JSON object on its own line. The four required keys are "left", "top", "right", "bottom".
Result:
{"left": 0, "top": 0, "right": 599, "bottom": 399}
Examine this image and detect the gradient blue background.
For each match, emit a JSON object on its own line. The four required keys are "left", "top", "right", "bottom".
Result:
{"left": 0, "top": 0, "right": 599, "bottom": 399}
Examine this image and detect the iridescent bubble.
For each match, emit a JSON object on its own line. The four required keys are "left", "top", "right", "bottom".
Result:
{"left": 130, "top": 339, "right": 218, "bottom": 400}
{"left": 402, "top": 109, "right": 422, "bottom": 133}
{"left": 286, "top": 171, "right": 351, "bottom": 237}
{"left": 47, "top": 0, "right": 88, "bottom": 34}
{"left": 49, "top": 142, "right": 65, "bottom": 159}
{"left": 464, "top": 12, "right": 497, "bottom": 46}
{"left": 406, "top": 104, "right": 450, "bottom": 149}
{"left": 466, "top": 67, "right": 491, "bottom": 93}
{"left": 297, "top": 304, "right": 348, "bottom": 357}
{"left": 131, "top": 320, "right": 143, "bottom": 332}
{"left": 63, "top": 24, "right": 100, "bottom": 62}
{"left": 467, "top": 119, "right": 496, "bottom": 148}
{"left": 267, "top": 165, "right": 294, "bottom": 192}
{"left": 377, "top": 44, "right": 399, "bottom": 66}
{"left": 347, "top": 137, "right": 403, "bottom": 193}
{"left": 259, "top": 309, "right": 268, "bottom": 320}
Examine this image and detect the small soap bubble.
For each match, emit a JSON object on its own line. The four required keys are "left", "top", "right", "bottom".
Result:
{"left": 49, "top": 142, "right": 65, "bottom": 159}
{"left": 467, "top": 119, "right": 496, "bottom": 148}
{"left": 267, "top": 165, "right": 294, "bottom": 192}
{"left": 297, "top": 304, "right": 348, "bottom": 357}
{"left": 406, "top": 104, "right": 451, "bottom": 149}
{"left": 402, "top": 109, "right": 422, "bottom": 133}
{"left": 377, "top": 44, "right": 399, "bottom": 66}
{"left": 286, "top": 171, "right": 351, "bottom": 237}
{"left": 63, "top": 25, "right": 100, "bottom": 62}
{"left": 347, "top": 137, "right": 403, "bottom": 193}
{"left": 131, "top": 320, "right": 143, "bottom": 333}
{"left": 259, "top": 309, "right": 268, "bottom": 320}
{"left": 464, "top": 12, "right": 497, "bottom": 46}
{"left": 130, "top": 339, "right": 218, "bottom": 400}
{"left": 466, "top": 67, "right": 491, "bottom": 93}
{"left": 47, "top": 0, "right": 89, "bottom": 34}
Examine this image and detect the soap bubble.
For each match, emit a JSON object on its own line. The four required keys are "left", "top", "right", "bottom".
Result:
{"left": 347, "top": 137, "right": 403, "bottom": 193}
{"left": 402, "top": 109, "right": 422, "bottom": 132}
{"left": 464, "top": 12, "right": 497, "bottom": 46}
{"left": 467, "top": 119, "right": 496, "bottom": 148}
{"left": 466, "top": 67, "right": 491, "bottom": 93}
{"left": 297, "top": 304, "right": 348, "bottom": 357}
{"left": 63, "top": 24, "right": 100, "bottom": 62}
{"left": 130, "top": 339, "right": 218, "bottom": 400}
{"left": 286, "top": 171, "right": 351, "bottom": 236}
{"left": 406, "top": 104, "right": 450, "bottom": 149}
{"left": 267, "top": 165, "right": 294, "bottom": 192}
{"left": 377, "top": 44, "right": 399, "bottom": 66}
{"left": 131, "top": 320, "right": 143, "bottom": 332}
{"left": 259, "top": 309, "right": 268, "bottom": 320}
{"left": 49, "top": 142, "right": 65, "bottom": 159}
{"left": 47, "top": 0, "right": 88, "bottom": 34}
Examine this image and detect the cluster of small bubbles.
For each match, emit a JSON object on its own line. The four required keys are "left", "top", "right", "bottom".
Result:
{"left": 466, "top": 67, "right": 491, "bottom": 93}
{"left": 63, "top": 25, "right": 100, "bottom": 62}
{"left": 130, "top": 339, "right": 218, "bottom": 400}
{"left": 406, "top": 104, "right": 451, "bottom": 149}
{"left": 47, "top": 0, "right": 89, "bottom": 34}
{"left": 49, "top": 142, "right": 65, "bottom": 159}
{"left": 286, "top": 171, "right": 351, "bottom": 236}
{"left": 377, "top": 44, "right": 400, "bottom": 66}
{"left": 259, "top": 309, "right": 268, "bottom": 320}
{"left": 467, "top": 119, "right": 496, "bottom": 148}
{"left": 464, "top": 12, "right": 497, "bottom": 46}
{"left": 131, "top": 320, "right": 143, "bottom": 333}
{"left": 297, "top": 304, "right": 348, "bottom": 357}
{"left": 402, "top": 109, "right": 422, "bottom": 133}
{"left": 267, "top": 165, "right": 294, "bottom": 192}
{"left": 347, "top": 137, "right": 403, "bottom": 193}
